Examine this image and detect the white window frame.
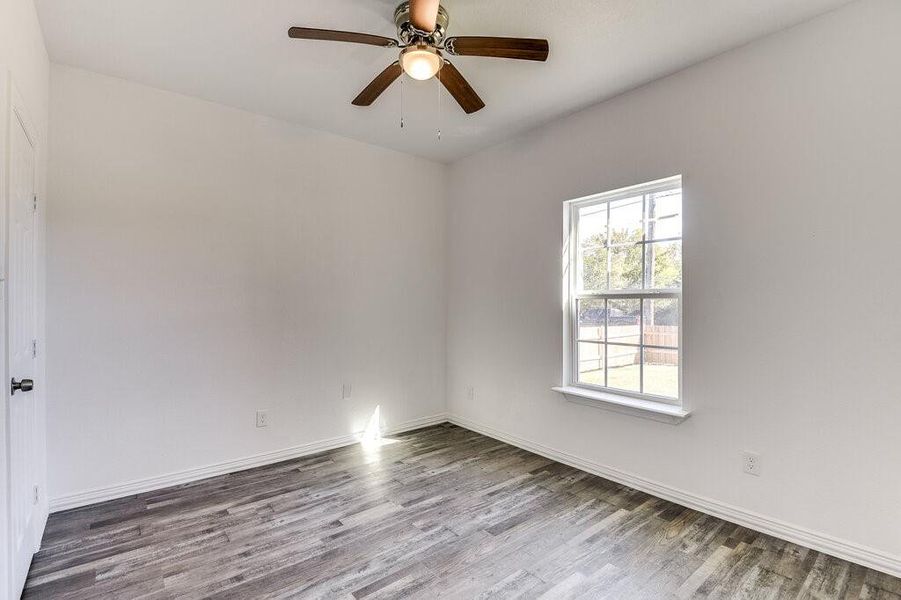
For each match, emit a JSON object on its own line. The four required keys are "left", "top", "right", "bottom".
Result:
{"left": 562, "top": 175, "right": 683, "bottom": 408}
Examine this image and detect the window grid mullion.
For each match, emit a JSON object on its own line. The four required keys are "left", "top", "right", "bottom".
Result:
{"left": 605, "top": 200, "right": 611, "bottom": 291}
{"left": 604, "top": 298, "right": 608, "bottom": 388}
{"left": 639, "top": 297, "right": 644, "bottom": 394}
{"left": 642, "top": 193, "right": 648, "bottom": 291}
{"left": 577, "top": 291, "right": 680, "bottom": 300}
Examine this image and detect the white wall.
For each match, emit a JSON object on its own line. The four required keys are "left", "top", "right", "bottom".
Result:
{"left": 46, "top": 65, "right": 447, "bottom": 501}
{"left": 0, "top": 0, "right": 49, "bottom": 595}
{"left": 447, "top": 0, "right": 901, "bottom": 568}
{"left": 0, "top": 0, "right": 49, "bottom": 122}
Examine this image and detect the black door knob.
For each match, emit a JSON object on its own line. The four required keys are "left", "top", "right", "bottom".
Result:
{"left": 11, "top": 378, "right": 34, "bottom": 395}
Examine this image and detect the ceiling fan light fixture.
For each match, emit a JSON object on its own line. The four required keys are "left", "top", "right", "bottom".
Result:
{"left": 288, "top": 1, "right": 550, "bottom": 114}
{"left": 400, "top": 45, "right": 443, "bottom": 81}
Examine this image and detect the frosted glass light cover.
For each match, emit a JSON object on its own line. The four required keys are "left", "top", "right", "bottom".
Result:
{"left": 401, "top": 46, "right": 442, "bottom": 81}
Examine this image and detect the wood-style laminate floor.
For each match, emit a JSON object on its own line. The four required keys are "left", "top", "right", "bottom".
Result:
{"left": 24, "top": 424, "right": 901, "bottom": 599}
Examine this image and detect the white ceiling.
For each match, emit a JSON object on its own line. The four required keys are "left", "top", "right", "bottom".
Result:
{"left": 36, "top": 0, "right": 851, "bottom": 163}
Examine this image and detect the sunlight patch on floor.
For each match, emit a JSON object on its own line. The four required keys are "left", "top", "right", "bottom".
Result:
{"left": 359, "top": 405, "right": 402, "bottom": 454}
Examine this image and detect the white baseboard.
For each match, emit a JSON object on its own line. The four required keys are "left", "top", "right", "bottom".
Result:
{"left": 49, "top": 412, "right": 900, "bottom": 579}
{"left": 446, "top": 413, "right": 901, "bottom": 579}
{"left": 49, "top": 413, "right": 449, "bottom": 513}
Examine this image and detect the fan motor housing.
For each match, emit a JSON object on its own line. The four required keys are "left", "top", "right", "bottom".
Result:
{"left": 394, "top": 2, "right": 449, "bottom": 45}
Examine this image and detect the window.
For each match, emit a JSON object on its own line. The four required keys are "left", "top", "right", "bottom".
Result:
{"left": 564, "top": 176, "right": 682, "bottom": 405}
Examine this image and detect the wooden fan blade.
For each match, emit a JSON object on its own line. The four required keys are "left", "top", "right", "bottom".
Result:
{"left": 444, "top": 36, "right": 549, "bottom": 61}
{"left": 439, "top": 61, "right": 485, "bottom": 114}
{"left": 409, "top": 0, "right": 440, "bottom": 32}
{"left": 288, "top": 27, "right": 397, "bottom": 48}
{"left": 352, "top": 62, "right": 404, "bottom": 106}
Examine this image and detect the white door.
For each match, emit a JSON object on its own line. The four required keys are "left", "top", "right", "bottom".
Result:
{"left": 7, "top": 109, "right": 39, "bottom": 597}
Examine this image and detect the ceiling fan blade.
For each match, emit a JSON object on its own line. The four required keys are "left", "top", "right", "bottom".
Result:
{"left": 352, "top": 62, "right": 404, "bottom": 106}
{"left": 444, "top": 36, "right": 549, "bottom": 61}
{"left": 439, "top": 61, "right": 485, "bottom": 114}
{"left": 288, "top": 27, "right": 397, "bottom": 48}
{"left": 409, "top": 0, "right": 440, "bottom": 32}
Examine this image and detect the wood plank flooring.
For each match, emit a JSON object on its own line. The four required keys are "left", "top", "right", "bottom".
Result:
{"left": 24, "top": 424, "right": 901, "bottom": 599}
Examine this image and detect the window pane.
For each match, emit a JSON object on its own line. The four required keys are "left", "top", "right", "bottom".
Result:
{"left": 609, "top": 244, "right": 642, "bottom": 290}
{"left": 642, "top": 348, "right": 679, "bottom": 398}
{"left": 580, "top": 247, "right": 608, "bottom": 291}
{"left": 577, "top": 342, "right": 605, "bottom": 386}
{"left": 647, "top": 190, "right": 682, "bottom": 240}
{"left": 606, "top": 345, "right": 640, "bottom": 393}
{"left": 646, "top": 240, "right": 682, "bottom": 289}
{"left": 608, "top": 196, "right": 644, "bottom": 245}
{"left": 607, "top": 298, "right": 640, "bottom": 345}
{"left": 578, "top": 203, "right": 608, "bottom": 245}
{"left": 643, "top": 298, "right": 679, "bottom": 347}
{"left": 577, "top": 299, "right": 605, "bottom": 341}
{"left": 578, "top": 203, "right": 608, "bottom": 291}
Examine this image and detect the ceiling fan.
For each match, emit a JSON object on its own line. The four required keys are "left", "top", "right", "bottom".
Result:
{"left": 288, "top": 0, "right": 549, "bottom": 114}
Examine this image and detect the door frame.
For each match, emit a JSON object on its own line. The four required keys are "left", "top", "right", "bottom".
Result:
{"left": 1, "top": 70, "right": 47, "bottom": 600}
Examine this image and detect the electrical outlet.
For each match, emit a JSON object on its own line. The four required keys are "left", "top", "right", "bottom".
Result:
{"left": 342, "top": 383, "right": 353, "bottom": 399}
{"left": 742, "top": 451, "right": 761, "bottom": 476}
{"left": 256, "top": 410, "right": 269, "bottom": 428}
{"left": 466, "top": 385, "right": 474, "bottom": 400}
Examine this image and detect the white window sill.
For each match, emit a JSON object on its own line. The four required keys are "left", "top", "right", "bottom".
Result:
{"left": 552, "top": 386, "right": 691, "bottom": 424}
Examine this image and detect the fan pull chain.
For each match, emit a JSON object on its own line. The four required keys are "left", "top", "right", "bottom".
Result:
{"left": 400, "top": 74, "right": 405, "bottom": 129}
{"left": 437, "top": 65, "right": 442, "bottom": 141}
